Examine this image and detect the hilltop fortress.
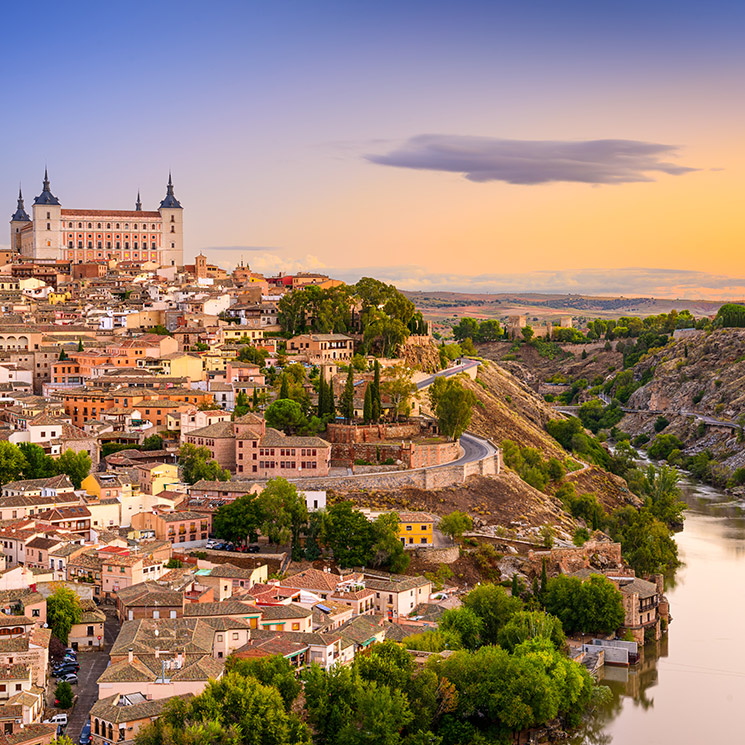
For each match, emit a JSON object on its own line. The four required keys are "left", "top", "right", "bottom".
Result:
{"left": 10, "top": 171, "right": 183, "bottom": 268}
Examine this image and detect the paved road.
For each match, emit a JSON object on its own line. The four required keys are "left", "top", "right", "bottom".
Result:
{"left": 416, "top": 359, "right": 481, "bottom": 390}
{"left": 555, "top": 394, "right": 739, "bottom": 430}
{"left": 65, "top": 610, "right": 119, "bottom": 743}
{"left": 450, "top": 432, "right": 495, "bottom": 466}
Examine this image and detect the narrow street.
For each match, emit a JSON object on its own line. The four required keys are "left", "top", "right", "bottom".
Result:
{"left": 64, "top": 608, "right": 120, "bottom": 743}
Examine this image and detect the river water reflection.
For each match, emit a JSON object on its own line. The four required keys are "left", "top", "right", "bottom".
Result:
{"left": 571, "top": 476, "right": 745, "bottom": 744}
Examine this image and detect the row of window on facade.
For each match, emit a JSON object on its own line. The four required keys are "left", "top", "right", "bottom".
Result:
{"left": 69, "top": 241, "right": 159, "bottom": 249}
{"left": 65, "top": 221, "right": 168, "bottom": 229}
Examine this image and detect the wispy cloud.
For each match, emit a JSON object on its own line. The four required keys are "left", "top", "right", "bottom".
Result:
{"left": 367, "top": 135, "right": 698, "bottom": 185}
{"left": 323, "top": 266, "right": 745, "bottom": 301}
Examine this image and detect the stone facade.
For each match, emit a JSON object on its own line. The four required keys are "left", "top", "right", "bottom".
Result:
{"left": 11, "top": 172, "right": 183, "bottom": 267}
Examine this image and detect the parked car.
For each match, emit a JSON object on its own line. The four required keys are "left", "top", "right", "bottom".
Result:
{"left": 54, "top": 666, "right": 79, "bottom": 678}
{"left": 247, "top": 544, "right": 261, "bottom": 553}
{"left": 79, "top": 720, "right": 91, "bottom": 745}
{"left": 43, "top": 713, "right": 68, "bottom": 725}
{"left": 205, "top": 539, "right": 219, "bottom": 549}
{"left": 54, "top": 661, "right": 79, "bottom": 670}
{"left": 62, "top": 673, "right": 78, "bottom": 685}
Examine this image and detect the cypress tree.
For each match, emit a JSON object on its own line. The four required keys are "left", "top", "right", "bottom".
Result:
{"left": 541, "top": 557, "right": 548, "bottom": 596}
{"left": 363, "top": 383, "right": 373, "bottom": 423}
{"left": 317, "top": 375, "right": 327, "bottom": 418}
{"left": 252, "top": 387, "right": 259, "bottom": 411}
{"left": 340, "top": 366, "right": 355, "bottom": 420}
{"left": 279, "top": 374, "right": 290, "bottom": 400}
{"left": 328, "top": 380, "right": 336, "bottom": 418}
{"left": 77, "top": 338, "right": 84, "bottom": 352}
{"left": 511, "top": 573, "right": 520, "bottom": 598}
{"left": 371, "top": 360, "right": 381, "bottom": 421}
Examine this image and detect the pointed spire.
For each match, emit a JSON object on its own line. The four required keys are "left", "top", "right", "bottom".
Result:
{"left": 34, "top": 168, "right": 60, "bottom": 206}
{"left": 159, "top": 172, "right": 182, "bottom": 209}
{"left": 11, "top": 185, "right": 30, "bottom": 222}
{"left": 135, "top": 191, "right": 142, "bottom": 211}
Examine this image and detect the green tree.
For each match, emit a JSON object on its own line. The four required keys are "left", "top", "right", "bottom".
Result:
{"left": 461, "top": 583, "right": 523, "bottom": 645}
{"left": 607, "top": 505, "right": 680, "bottom": 575}
{"left": 371, "top": 361, "right": 381, "bottom": 421}
{"left": 137, "top": 671, "right": 310, "bottom": 745}
{"left": 452, "top": 318, "right": 480, "bottom": 343}
{"left": 0, "top": 442, "right": 27, "bottom": 486}
{"left": 437, "top": 511, "right": 473, "bottom": 541}
{"left": 58, "top": 348, "right": 69, "bottom": 361}
{"left": 317, "top": 374, "right": 328, "bottom": 418}
{"left": 233, "top": 391, "right": 250, "bottom": 419}
{"left": 264, "top": 399, "right": 307, "bottom": 435}
{"left": 252, "top": 387, "right": 259, "bottom": 411}
{"left": 325, "top": 501, "right": 376, "bottom": 567}
{"left": 439, "top": 607, "right": 483, "bottom": 650}
{"left": 496, "top": 610, "right": 566, "bottom": 653}
{"left": 213, "top": 493, "right": 262, "bottom": 545}
{"left": 18, "top": 443, "right": 57, "bottom": 479}
{"left": 543, "top": 574, "right": 624, "bottom": 635}
{"left": 382, "top": 364, "right": 416, "bottom": 421}
{"left": 363, "top": 383, "right": 373, "bottom": 423}
{"left": 370, "top": 513, "right": 409, "bottom": 573}
{"left": 255, "top": 478, "right": 308, "bottom": 549}
{"left": 302, "top": 664, "right": 359, "bottom": 745}
{"left": 47, "top": 585, "right": 82, "bottom": 644}
{"left": 434, "top": 378, "right": 477, "bottom": 440}
{"left": 478, "top": 319, "right": 501, "bottom": 342}
{"left": 340, "top": 366, "right": 355, "bottom": 420}
{"left": 521, "top": 326, "right": 534, "bottom": 343}
{"left": 226, "top": 655, "right": 302, "bottom": 711}
{"left": 77, "top": 338, "right": 84, "bottom": 352}
{"left": 237, "top": 345, "right": 268, "bottom": 365}
{"left": 178, "top": 444, "right": 230, "bottom": 485}
{"left": 279, "top": 374, "right": 290, "bottom": 400}
{"left": 641, "top": 464, "right": 686, "bottom": 529}
{"left": 142, "top": 434, "right": 164, "bottom": 451}
{"left": 146, "top": 325, "right": 173, "bottom": 337}
{"left": 55, "top": 449, "right": 91, "bottom": 489}
{"left": 55, "top": 680, "right": 74, "bottom": 709}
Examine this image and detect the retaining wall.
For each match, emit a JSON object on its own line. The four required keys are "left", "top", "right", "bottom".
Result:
{"left": 290, "top": 451, "right": 501, "bottom": 492}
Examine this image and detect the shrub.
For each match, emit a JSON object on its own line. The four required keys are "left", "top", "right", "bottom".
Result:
{"left": 55, "top": 681, "right": 73, "bottom": 709}
{"left": 654, "top": 416, "right": 669, "bottom": 433}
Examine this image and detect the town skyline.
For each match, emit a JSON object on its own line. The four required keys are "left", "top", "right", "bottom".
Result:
{"left": 3, "top": 1, "right": 743, "bottom": 298}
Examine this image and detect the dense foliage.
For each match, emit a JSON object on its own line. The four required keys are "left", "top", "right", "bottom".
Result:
{"left": 47, "top": 586, "right": 82, "bottom": 644}
{"left": 542, "top": 575, "right": 625, "bottom": 635}
{"left": 429, "top": 377, "right": 477, "bottom": 441}
{"left": 278, "top": 278, "right": 416, "bottom": 357}
{"left": 178, "top": 444, "right": 230, "bottom": 484}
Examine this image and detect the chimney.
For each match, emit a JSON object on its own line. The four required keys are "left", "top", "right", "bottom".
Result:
{"left": 154, "top": 648, "right": 160, "bottom": 659}
{"left": 128, "top": 648, "right": 133, "bottom": 664}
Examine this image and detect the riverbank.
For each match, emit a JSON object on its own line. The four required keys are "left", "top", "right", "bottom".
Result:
{"left": 569, "top": 472, "right": 745, "bottom": 743}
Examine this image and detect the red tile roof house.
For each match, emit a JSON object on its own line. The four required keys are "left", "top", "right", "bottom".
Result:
{"left": 280, "top": 568, "right": 365, "bottom": 603}
{"left": 183, "top": 413, "right": 331, "bottom": 479}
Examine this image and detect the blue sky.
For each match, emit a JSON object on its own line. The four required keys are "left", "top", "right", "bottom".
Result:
{"left": 2, "top": 1, "right": 743, "bottom": 297}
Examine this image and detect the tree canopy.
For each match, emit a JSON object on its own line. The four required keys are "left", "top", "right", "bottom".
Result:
{"left": 47, "top": 585, "right": 82, "bottom": 644}
{"left": 178, "top": 444, "right": 230, "bottom": 485}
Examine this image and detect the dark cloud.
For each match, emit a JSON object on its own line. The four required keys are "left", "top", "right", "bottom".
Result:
{"left": 367, "top": 135, "right": 697, "bottom": 185}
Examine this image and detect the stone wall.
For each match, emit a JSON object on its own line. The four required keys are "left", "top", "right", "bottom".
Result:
{"left": 414, "top": 545, "right": 460, "bottom": 564}
{"left": 331, "top": 438, "right": 459, "bottom": 469}
{"left": 326, "top": 422, "right": 421, "bottom": 444}
{"left": 291, "top": 450, "right": 501, "bottom": 492}
{"left": 527, "top": 540, "right": 623, "bottom": 575}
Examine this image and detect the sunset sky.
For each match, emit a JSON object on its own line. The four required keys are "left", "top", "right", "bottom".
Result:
{"left": 2, "top": 1, "right": 743, "bottom": 298}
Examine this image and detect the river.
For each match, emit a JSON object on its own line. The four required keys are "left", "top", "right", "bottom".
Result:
{"left": 571, "top": 474, "right": 745, "bottom": 744}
